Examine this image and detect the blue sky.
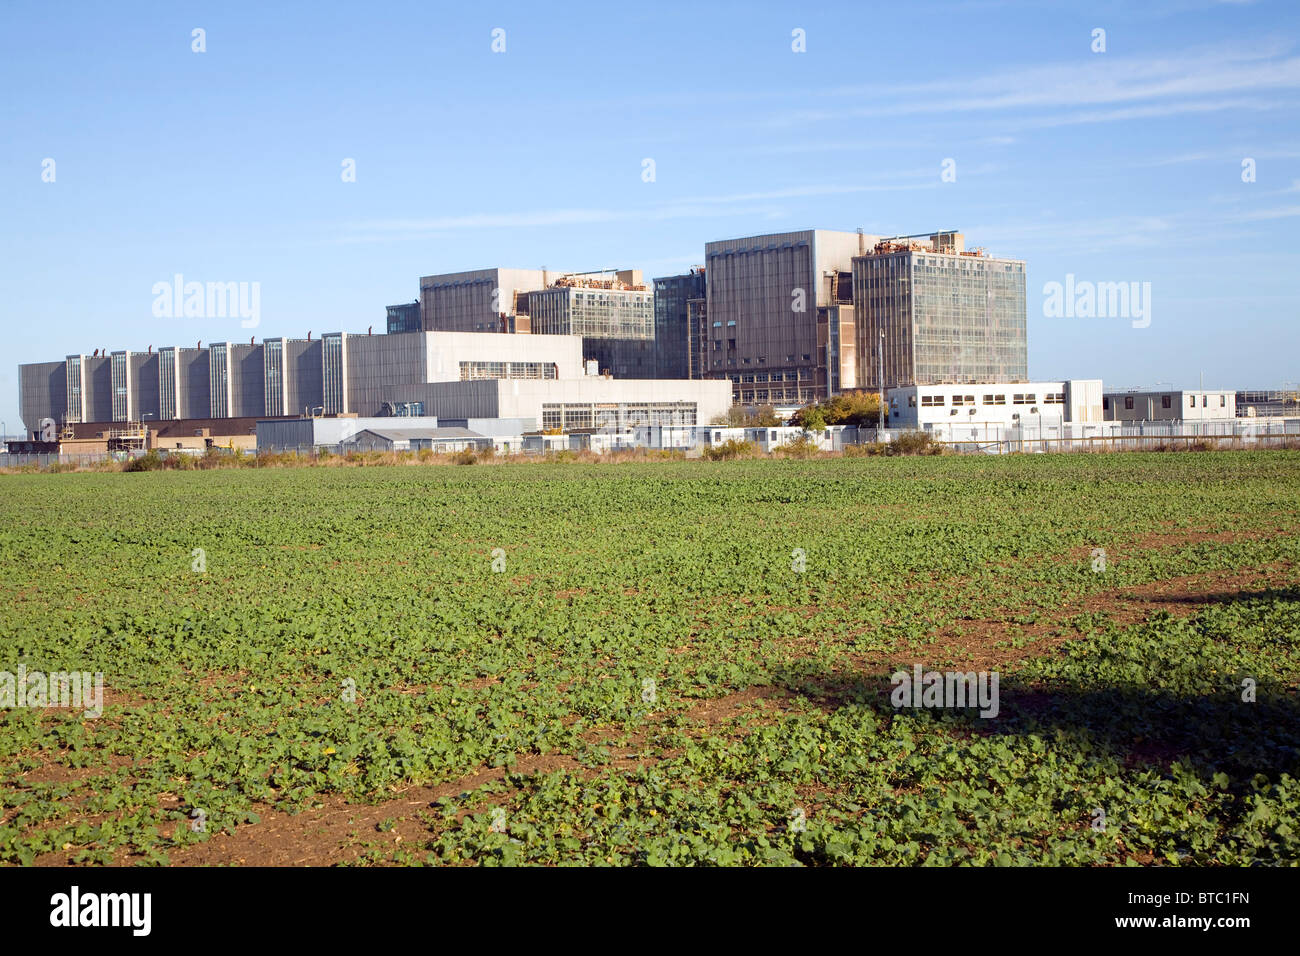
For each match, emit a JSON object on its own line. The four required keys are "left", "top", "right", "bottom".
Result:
{"left": 2, "top": 0, "right": 1298, "bottom": 431}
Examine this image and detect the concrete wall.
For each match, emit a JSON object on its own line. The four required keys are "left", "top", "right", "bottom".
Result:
{"left": 421, "top": 330, "right": 583, "bottom": 382}
{"left": 496, "top": 377, "right": 734, "bottom": 426}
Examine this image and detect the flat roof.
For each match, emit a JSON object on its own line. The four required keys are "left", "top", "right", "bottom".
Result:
{"left": 351, "top": 426, "right": 484, "bottom": 441}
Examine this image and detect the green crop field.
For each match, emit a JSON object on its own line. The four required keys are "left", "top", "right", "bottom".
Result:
{"left": 1, "top": 451, "right": 1298, "bottom": 866}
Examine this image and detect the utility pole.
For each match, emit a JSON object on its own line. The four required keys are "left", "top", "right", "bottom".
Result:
{"left": 878, "top": 328, "right": 886, "bottom": 433}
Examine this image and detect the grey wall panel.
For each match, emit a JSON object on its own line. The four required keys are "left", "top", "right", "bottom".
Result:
{"left": 84, "top": 356, "right": 113, "bottom": 423}
{"left": 256, "top": 419, "right": 315, "bottom": 451}
{"left": 288, "top": 340, "right": 323, "bottom": 415}
{"left": 177, "top": 349, "right": 211, "bottom": 420}
{"left": 131, "top": 353, "right": 160, "bottom": 422}
{"left": 229, "top": 344, "right": 265, "bottom": 418}
{"left": 18, "top": 361, "right": 66, "bottom": 434}
{"left": 346, "top": 332, "right": 426, "bottom": 415}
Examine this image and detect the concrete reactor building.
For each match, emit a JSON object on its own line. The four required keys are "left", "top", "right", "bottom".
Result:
{"left": 853, "top": 232, "right": 1027, "bottom": 390}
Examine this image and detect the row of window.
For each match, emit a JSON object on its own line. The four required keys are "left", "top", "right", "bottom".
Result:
{"left": 1104, "top": 394, "right": 1229, "bottom": 411}
{"left": 458, "top": 361, "right": 559, "bottom": 381}
{"left": 917, "top": 392, "right": 1063, "bottom": 408}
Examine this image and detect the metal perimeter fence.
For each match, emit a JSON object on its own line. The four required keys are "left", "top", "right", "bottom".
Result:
{"left": 2, "top": 421, "right": 1299, "bottom": 468}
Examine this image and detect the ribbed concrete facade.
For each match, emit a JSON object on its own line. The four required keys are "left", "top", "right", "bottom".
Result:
{"left": 18, "top": 331, "right": 586, "bottom": 431}
{"left": 704, "top": 229, "right": 880, "bottom": 404}
{"left": 420, "top": 268, "right": 552, "bottom": 333}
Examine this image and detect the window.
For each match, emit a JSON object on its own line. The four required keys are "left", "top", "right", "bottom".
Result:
{"left": 1202, "top": 396, "right": 1208, "bottom": 407}
{"left": 1189, "top": 396, "right": 1196, "bottom": 408}
{"left": 965, "top": 395, "right": 975, "bottom": 405}
{"left": 1103, "top": 397, "right": 1109, "bottom": 410}
{"left": 1220, "top": 395, "right": 1226, "bottom": 407}
{"left": 983, "top": 395, "right": 995, "bottom": 405}
{"left": 1162, "top": 395, "right": 1172, "bottom": 409}
{"left": 952, "top": 395, "right": 964, "bottom": 406}
{"left": 1124, "top": 397, "right": 1134, "bottom": 410}
{"left": 921, "top": 395, "right": 944, "bottom": 407}
{"left": 908, "top": 395, "right": 916, "bottom": 407}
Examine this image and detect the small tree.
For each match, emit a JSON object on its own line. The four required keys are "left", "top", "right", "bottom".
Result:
{"left": 710, "top": 404, "right": 785, "bottom": 427}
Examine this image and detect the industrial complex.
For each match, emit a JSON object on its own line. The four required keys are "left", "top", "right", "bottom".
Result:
{"left": 11, "top": 226, "right": 1299, "bottom": 458}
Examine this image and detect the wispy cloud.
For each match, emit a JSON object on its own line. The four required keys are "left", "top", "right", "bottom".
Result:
{"left": 336, "top": 181, "right": 940, "bottom": 243}
{"left": 763, "top": 44, "right": 1300, "bottom": 128}
{"left": 1228, "top": 204, "right": 1300, "bottom": 220}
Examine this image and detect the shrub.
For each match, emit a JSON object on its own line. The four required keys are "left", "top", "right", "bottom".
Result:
{"left": 843, "top": 442, "right": 886, "bottom": 458}
{"left": 704, "top": 439, "right": 757, "bottom": 461}
{"left": 124, "top": 451, "right": 165, "bottom": 472}
{"left": 776, "top": 435, "right": 821, "bottom": 459}
{"left": 794, "top": 391, "right": 886, "bottom": 429}
{"left": 888, "top": 430, "right": 942, "bottom": 456}
{"left": 710, "top": 404, "right": 784, "bottom": 427}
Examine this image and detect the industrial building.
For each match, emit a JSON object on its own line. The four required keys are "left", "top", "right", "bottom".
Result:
{"left": 371, "top": 376, "right": 730, "bottom": 432}
{"left": 1235, "top": 389, "right": 1300, "bottom": 418}
{"left": 418, "top": 267, "right": 550, "bottom": 333}
{"left": 853, "top": 232, "right": 1028, "bottom": 390}
{"left": 701, "top": 229, "right": 880, "bottom": 404}
{"left": 1103, "top": 389, "right": 1236, "bottom": 422}
{"left": 417, "top": 267, "right": 660, "bottom": 378}
{"left": 888, "top": 380, "right": 1104, "bottom": 431}
{"left": 17, "top": 329, "right": 731, "bottom": 452}
{"left": 652, "top": 268, "right": 705, "bottom": 380}
{"left": 527, "top": 271, "right": 656, "bottom": 378}
{"left": 19, "top": 331, "right": 584, "bottom": 431}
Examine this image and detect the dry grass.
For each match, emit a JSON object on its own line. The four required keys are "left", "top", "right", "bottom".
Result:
{"left": 4, "top": 434, "right": 1299, "bottom": 475}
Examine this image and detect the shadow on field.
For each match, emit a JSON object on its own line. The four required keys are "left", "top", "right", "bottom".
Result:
{"left": 1116, "top": 585, "right": 1300, "bottom": 609}
{"left": 769, "top": 663, "right": 1300, "bottom": 781}
{"left": 767, "top": 582, "right": 1300, "bottom": 781}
